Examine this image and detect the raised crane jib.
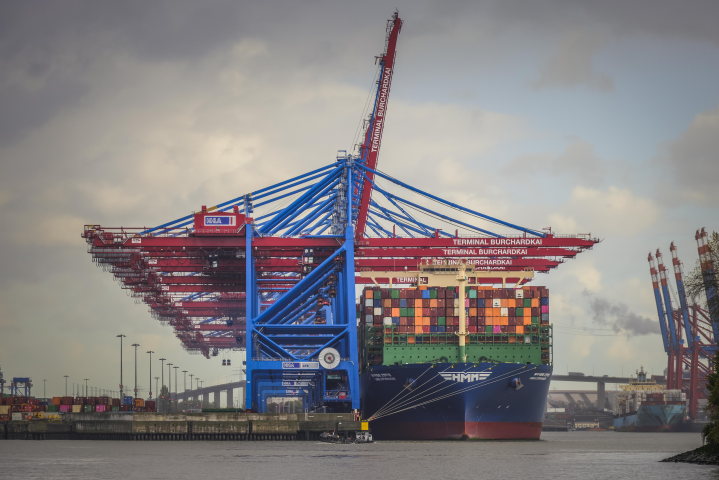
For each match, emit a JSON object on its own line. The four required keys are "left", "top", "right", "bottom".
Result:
{"left": 355, "top": 11, "right": 402, "bottom": 240}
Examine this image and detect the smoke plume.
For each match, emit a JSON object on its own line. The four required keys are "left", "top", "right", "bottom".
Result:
{"left": 583, "top": 291, "right": 660, "bottom": 336}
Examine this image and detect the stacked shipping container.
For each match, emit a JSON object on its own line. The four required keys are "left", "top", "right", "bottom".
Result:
{"left": 359, "top": 285, "right": 550, "bottom": 335}
{"left": 0, "top": 395, "right": 156, "bottom": 420}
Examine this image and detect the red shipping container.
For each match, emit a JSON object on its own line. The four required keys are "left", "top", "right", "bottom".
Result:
{"left": 422, "top": 326, "right": 430, "bottom": 333}
{"left": 407, "top": 318, "right": 414, "bottom": 326}
{"left": 430, "top": 318, "right": 438, "bottom": 326}
{"left": 468, "top": 326, "right": 477, "bottom": 333}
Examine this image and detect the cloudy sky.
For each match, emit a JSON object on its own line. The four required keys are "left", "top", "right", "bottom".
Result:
{"left": 1, "top": 0, "right": 718, "bottom": 399}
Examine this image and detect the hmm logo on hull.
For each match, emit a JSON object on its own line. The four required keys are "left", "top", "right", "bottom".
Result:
{"left": 440, "top": 372, "right": 491, "bottom": 383}
{"left": 204, "top": 216, "right": 236, "bottom": 227}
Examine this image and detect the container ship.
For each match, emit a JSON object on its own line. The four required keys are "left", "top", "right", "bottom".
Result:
{"left": 612, "top": 367, "right": 686, "bottom": 432}
{"left": 358, "top": 263, "right": 553, "bottom": 440}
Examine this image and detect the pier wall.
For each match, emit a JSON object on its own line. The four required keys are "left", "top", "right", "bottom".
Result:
{"left": 0, "top": 412, "right": 361, "bottom": 441}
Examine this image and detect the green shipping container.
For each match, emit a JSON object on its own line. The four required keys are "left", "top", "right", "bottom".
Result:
{"left": 400, "top": 308, "right": 407, "bottom": 316}
{"left": 373, "top": 290, "right": 381, "bottom": 299}
{"left": 516, "top": 307, "right": 524, "bottom": 316}
{"left": 430, "top": 289, "right": 438, "bottom": 299}
{"left": 46, "top": 405, "right": 59, "bottom": 412}
{"left": 84, "top": 405, "right": 93, "bottom": 412}
{"left": 408, "top": 308, "right": 415, "bottom": 316}
{"left": 485, "top": 326, "right": 493, "bottom": 333}
{"left": 468, "top": 289, "right": 477, "bottom": 299}
{"left": 438, "top": 317, "right": 446, "bottom": 326}
{"left": 112, "top": 406, "right": 119, "bottom": 412}
{"left": 524, "top": 298, "right": 531, "bottom": 307}
{"left": 531, "top": 316, "right": 539, "bottom": 324}
{"left": 391, "top": 289, "right": 400, "bottom": 299}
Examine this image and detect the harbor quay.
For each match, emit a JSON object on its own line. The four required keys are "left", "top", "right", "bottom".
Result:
{"left": 0, "top": 412, "right": 363, "bottom": 441}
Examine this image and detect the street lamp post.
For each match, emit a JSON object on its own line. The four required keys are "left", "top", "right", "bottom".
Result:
{"left": 84, "top": 379, "right": 89, "bottom": 397}
{"left": 189, "top": 374, "right": 194, "bottom": 408}
{"left": 131, "top": 343, "right": 140, "bottom": 399}
{"left": 147, "top": 351, "right": 154, "bottom": 399}
{"left": 167, "top": 363, "right": 173, "bottom": 412}
{"left": 182, "top": 370, "right": 187, "bottom": 409}
{"left": 64, "top": 375, "right": 69, "bottom": 396}
{"left": 117, "top": 334, "right": 126, "bottom": 400}
{"left": 196, "top": 378, "right": 201, "bottom": 409}
{"left": 43, "top": 379, "right": 46, "bottom": 398}
{"left": 159, "top": 358, "right": 166, "bottom": 411}
{"left": 173, "top": 366, "right": 179, "bottom": 412}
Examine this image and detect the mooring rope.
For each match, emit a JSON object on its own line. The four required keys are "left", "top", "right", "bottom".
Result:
{"left": 370, "top": 364, "right": 481, "bottom": 419}
{"left": 370, "top": 365, "right": 534, "bottom": 421}
{"left": 369, "top": 363, "right": 439, "bottom": 419}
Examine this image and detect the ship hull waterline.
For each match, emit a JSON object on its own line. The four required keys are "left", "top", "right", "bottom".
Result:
{"left": 360, "top": 362, "right": 552, "bottom": 440}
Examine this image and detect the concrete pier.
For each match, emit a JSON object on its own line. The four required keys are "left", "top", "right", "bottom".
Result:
{"left": 0, "top": 412, "right": 361, "bottom": 441}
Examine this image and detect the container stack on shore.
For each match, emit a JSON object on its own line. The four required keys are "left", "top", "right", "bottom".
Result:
{"left": 0, "top": 395, "right": 156, "bottom": 420}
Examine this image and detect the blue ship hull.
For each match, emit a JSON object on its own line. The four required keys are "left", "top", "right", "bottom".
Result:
{"left": 360, "top": 362, "right": 552, "bottom": 440}
{"left": 613, "top": 404, "right": 686, "bottom": 432}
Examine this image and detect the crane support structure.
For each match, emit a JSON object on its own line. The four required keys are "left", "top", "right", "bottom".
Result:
{"left": 648, "top": 237, "right": 717, "bottom": 419}
{"left": 82, "top": 12, "right": 600, "bottom": 413}
{"left": 696, "top": 228, "right": 719, "bottom": 339}
{"left": 648, "top": 253, "right": 670, "bottom": 354}
{"left": 671, "top": 242, "right": 694, "bottom": 350}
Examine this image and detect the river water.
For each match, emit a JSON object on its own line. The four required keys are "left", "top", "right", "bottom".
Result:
{"left": 0, "top": 432, "right": 715, "bottom": 479}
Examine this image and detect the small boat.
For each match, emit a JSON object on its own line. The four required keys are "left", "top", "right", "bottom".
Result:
{"left": 319, "top": 431, "right": 374, "bottom": 444}
{"left": 354, "top": 431, "right": 374, "bottom": 443}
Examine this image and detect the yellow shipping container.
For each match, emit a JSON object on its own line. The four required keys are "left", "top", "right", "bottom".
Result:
{"left": 72, "top": 405, "right": 82, "bottom": 413}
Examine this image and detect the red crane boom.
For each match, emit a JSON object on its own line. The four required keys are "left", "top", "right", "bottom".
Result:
{"left": 355, "top": 11, "right": 402, "bottom": 240}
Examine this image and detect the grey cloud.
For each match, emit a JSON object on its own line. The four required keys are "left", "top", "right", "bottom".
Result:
{"left": 583, "top": 291, "right": 660, "bottom": 336}
{"left": 532, "top": 32, "right": 613, "bottom": 92}
{"left": 662, "top": 104, "right": 719, "bottom": 204}
{"left": 500, "top": 139, "right": 606, "bottom": 184}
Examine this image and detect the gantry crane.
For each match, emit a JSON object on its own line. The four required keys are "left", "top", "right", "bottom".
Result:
{"left": 649, "top": 236, "right": 717, "bottom": 419}
{"left": 82, "top": 12, "right": 600, "bottom": 413}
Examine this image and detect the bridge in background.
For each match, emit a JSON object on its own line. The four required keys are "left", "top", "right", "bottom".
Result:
{"left": 552, "top": 374, "right": 666, "bottom": 411}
